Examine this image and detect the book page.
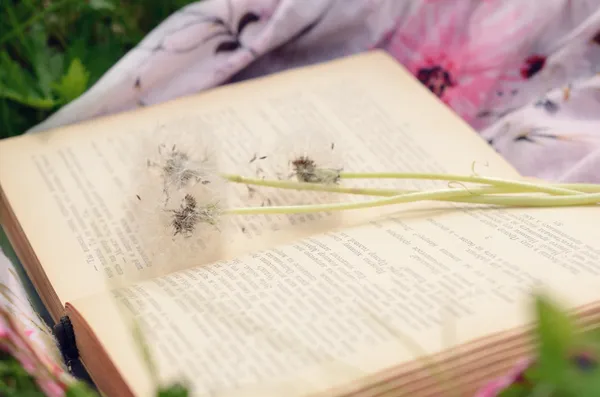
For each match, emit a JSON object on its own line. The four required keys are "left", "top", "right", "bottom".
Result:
{"left": 0, "top": 50, "right": 519, "bottom": 306}
{"left": 71, "top": 202, "right": 600, "bottom": 397}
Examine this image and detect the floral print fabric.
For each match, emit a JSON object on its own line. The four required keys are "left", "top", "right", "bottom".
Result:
{"left": 382, "top": 0, "right": 532, "bottom": 127}
{"left": 27, "top": 0, "right": 600, "bottom": 184}
{"left": 5, "top": 0, "right": 600, "bottom": 395}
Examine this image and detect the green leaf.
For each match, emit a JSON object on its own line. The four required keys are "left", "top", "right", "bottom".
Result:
{"left": 48, "top": 52, "right": 66, "bottom": 84}
{"left": 534, "top": 293, "right": 576, "bottom": 382}
{"left": 88, "top": 0, "right": 116, "bottom": 11}
{"left": 65, "top": 381, "right": 101, "bottom": 397}
{"left": 521, "top": 365, "right": 543, "bottom": 385}
{"left": 0, "top": 86, "right": 55, "bottom": 109}
{"left": 0, "top": 52, "right": 57, "bottom": 109}
{"left": 27, "top": 24, "right": 60, "bottom": 97}
{"left": 52, "top": 58, "right": 89, "bottom": 104}
{"left": 0, "top": 352, "right": 46, "bottom": 396}
{"left": 157, "top": 383, "right": 189, "bottom": 397}
{"left": 558, "top": 345, "right": 600, "bottom": 396}
{"left": 497, "top": 384, "right": 531, "bottom": 397}
{"left": 0, "top": 23, "right": 65, "bottom": 110}
{"left": 530, "top": 293, "right": 600, "bottom": 396}
{"left": 580, "top": 326, "right": 600, "bottom": 350}
{"left": 65, "top": 36, "right": 124, "bottom": 87}
{"left": 516, "top": 311, "right": 600, "bottom": 397}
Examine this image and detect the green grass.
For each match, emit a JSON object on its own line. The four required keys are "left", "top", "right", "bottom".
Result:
{"left": 0, "top": 0, "right": 196, "bottom": 139}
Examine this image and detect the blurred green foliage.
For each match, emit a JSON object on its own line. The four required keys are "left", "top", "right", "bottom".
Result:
{"left": 0, "top": 0, "right": 196, "bottom": 139}
{"left": 0, "top": 351, "right": 46, "bottom": 397}
{"left": 499, "top": 294, "right": 600, "bottom": 397}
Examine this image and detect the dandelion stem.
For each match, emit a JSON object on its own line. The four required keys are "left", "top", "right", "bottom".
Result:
{"left": 222, "top": 174, "right": 600, "bottom": 201}
{"left": 559, "top": 183, "right": 600, "bottom": 193}
{"left": 223, "top": 174, "right": 600, "bottom": 199}
{"left": 221, "top": 173, "right": 600, "bottom": 215}
{"left": 225, "top": 188, "right": 473, "bottom": 215}
{"left": 338, "top": 172, "right": 584, "bottom": 196}
{"left": 222, "top": 174, "right": 543, "bottom": 199}
{"left": 222, "top": 174, "right": 404, "bottom": 196}
{"left": 224, "top": 188, "right": 599, "bottom": 216}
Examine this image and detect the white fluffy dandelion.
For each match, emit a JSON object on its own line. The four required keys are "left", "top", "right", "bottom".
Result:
{"left": 136, "top": 183, "right": 230, "bottom": 272}
{"left": 267, "top": 129, "right": 345, "bottom": 185}
{"left": 232, "top": 129, "right": 347, "bottom": 231}
{"left": 138, "top": 120, "right": 220, "bottom": 207}
{"left": 131, "top": 119, "right": 232, "bottom": 273}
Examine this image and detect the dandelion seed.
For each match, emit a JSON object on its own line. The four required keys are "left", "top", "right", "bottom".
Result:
{"left": 138, "top": 121, "right": 220, "bottom": 206}
{"left": 291, "top": 155, "right": 316, "bottom": 179}
{"left": 169, "top": 194, "right": 201, "bottom": 237}
{"left": 262, "top": 130, "right": 344, "bottom": 185}
{"left": 168, "top": 194, "right": 221, "bottom": 237}
{"left": 154, "top": 142, "right": 211, "bottom": 190}
{"left": 290, "top": 155, "right": 341, "bottom": 184}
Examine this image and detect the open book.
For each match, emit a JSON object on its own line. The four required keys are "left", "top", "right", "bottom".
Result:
{"left": 2, "top": 51, "right": 600, "bottom": 397}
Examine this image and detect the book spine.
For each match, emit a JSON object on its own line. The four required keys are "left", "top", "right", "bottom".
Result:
{"left": 53, "top": 315, "right": 79, "bottom": 370}
{"left": 53, "top": 315, "right": 95, "bottom": 387}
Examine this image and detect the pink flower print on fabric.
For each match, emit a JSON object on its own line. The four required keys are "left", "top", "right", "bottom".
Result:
{"left": 384, "top": 0, "right": 533, "bottom": 126}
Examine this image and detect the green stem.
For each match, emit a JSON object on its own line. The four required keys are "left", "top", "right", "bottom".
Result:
{"left": 338, "top": 172, "right": 583, "bottom": 196}
{"left": 224, "top": 189, "right": 600, "bottom": 216}
{"left": 224, "top": 188, "right": 464, "bottom": 215}
{"left": 558, "top": 183, "right": 600, "bottom": 193}
{"left": 224, "top": 173, "right": 600, "bottom": 199}
{"left": 452, "top": 193, "right": 600, "bottom": 207}
{"left": 222, "top": 174, "right": 600, "bottom": 201}
{"left": 222, "top": 174, "right": 404, "bottom": 197}
{"left": 224, "top": 174, "right": 534, "bottom": 201}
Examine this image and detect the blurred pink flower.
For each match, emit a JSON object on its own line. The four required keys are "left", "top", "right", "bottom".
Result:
{"left": 384, "top": 0, "right": 532, "bottom": 126}
{"left": 39, "top": 378, "right": 68, "bottom": 397}
{"left": 0, "top": 306, "right": 69, "bottom": 397}
{"left": 474, "top": 358, "right": 533, "bottom": 397}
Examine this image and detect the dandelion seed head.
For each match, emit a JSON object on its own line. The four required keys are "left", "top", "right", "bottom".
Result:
{"left": 135, "top": 179, "right": 231, "bottom": 274}
{"left": 137, "top": 120, "right": 219, "bottom": 203}
{"left": 290, "top": 155, "right": 341, "bottom": 184}
{"left": 168, "top": 193, "right": 222, "bottom": 238}
{"left": 131, "top": 119, "right": 231, "bottom": 274}
{"left": 237, "top": 130, "right": 347, "bottom": 237}
{"left": 262, "top": 130, "right": 345, "bottom": 185}
{"left": 290, "top": 156, "right": 317, "bottom": 178}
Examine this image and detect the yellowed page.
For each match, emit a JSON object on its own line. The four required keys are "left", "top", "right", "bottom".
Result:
{"left": 73, "top": 201, "right": 600, "bottom": 397}
{"left": 0, "top": 50, "right": 520, "bottom": 306}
